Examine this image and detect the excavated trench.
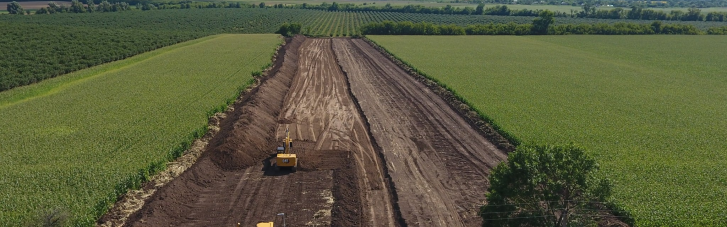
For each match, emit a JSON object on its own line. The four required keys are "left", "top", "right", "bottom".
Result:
{"left": 111, "top": 36, "right": 509, "bottom": 227}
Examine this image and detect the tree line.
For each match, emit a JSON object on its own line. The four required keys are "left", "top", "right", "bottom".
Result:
{"left": 361, "top": 11, "right": 726, "bottom": 35}
{"left": 285, "top": 2, "right": 727, "bottom": 22}
{"left": 7, "top": 0, "right": 727, "bottom": 22}
{"left": 426, "top": 0, "right": 726, "bottom": 8}
{"left": 5, "top": 0, "right": 266, "bottom": 15}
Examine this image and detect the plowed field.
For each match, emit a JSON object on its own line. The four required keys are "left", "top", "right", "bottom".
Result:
{"left": 119, "top": 36, "right": 506, "bottom": 227}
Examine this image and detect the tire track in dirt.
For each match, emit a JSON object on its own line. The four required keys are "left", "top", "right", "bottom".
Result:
{"left": 279, "top": 38, "right": 397, "bottom": 227}
{"left": 333, "top": 38, "right": 508, "bottom": 227}
{"left": 122, "top": 37, "right": 398, "bottom": 227}
{"left": 120, "top": 37, "right": 504, "bottom": 227}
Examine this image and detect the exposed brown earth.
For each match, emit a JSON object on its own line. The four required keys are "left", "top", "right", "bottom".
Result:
{"left": 117, "top": 37, "right": 508, "bottom": 227}
{"left": 333, "top": 39, "right": 508, "bottom": 226}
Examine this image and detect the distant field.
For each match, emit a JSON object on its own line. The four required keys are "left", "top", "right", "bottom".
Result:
{"left": 488, "top": 4, "right": 727, "bottom": 13}
{"left": 369, "top": 35, "right": 727, "bottom": 226}
{"left": 0, "top": 1, "right": 71, "bottom": 9}
{"left": 0, "top": 34, "right": 280, "bottom": 226}
{"left": 232, "top": 0, "right": 481, "bottom": 7}
{"left": 229, "top": 0, "right": 727, "bottom": 12}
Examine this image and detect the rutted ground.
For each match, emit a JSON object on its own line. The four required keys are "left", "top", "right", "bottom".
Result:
{"left": 333, "top": 39, "right": 507, "bottom": 226}
{"left": 119, "top": 37, "right": 506, "bottom": 226}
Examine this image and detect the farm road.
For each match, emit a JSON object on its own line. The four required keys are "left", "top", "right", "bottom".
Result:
{"left": 120, "top": 37, "right": 505, "bottom": 227}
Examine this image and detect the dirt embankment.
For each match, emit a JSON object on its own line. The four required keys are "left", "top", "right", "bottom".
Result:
{"left": 120, "top": 37, "right": 400, "bottom": 227}
{"left": 208, "top": 35, "right": 304, "bottom": 170}
{"left": 119, "top": 35, "right": 304, "bottom": 226}
{"left": 114, "top": 37, "right": 517, "bottom": 227}
{"left": 96, "top": 36, "right": 294, "bottom": 227}
{"left": 333, "top": 38, "right": 508, "bottom": 226}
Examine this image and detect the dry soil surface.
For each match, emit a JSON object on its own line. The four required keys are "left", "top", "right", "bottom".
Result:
{"left": 121, "top": 37, "right": 506, "bottom": 227}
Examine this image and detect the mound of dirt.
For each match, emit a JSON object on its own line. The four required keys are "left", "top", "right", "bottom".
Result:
{"left": 208, "top": 35, "right": 305, "bottom": 170}
{"left": 121, "top": 36, "right": 305, "bottom": 227}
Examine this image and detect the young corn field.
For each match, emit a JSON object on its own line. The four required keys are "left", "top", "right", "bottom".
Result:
{"left": 0, "top": 34, "right": 280, "bottom": 226}
{"left": 368, "top": 35, "right": 727, "bottom": 226}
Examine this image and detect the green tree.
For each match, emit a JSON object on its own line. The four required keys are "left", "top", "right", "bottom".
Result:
{"left": 277, "top": 23, "right": 289, "bottom": 36}
{"left": 462, "top": 6, "right": 475, "bottom": 15}
{"left": 258, "top": 2, "right": 265, "bottom": 8}
{"left": 86, "top": 0, "right": 95, "bottom": 13}
{"left": 7, "top": 1, "right": 24, "bottom": 14}
{"left": 36, "top": 7, "right": 48, "bottom": 14}
{"left": 276, "top": 23, "right": 302, "bottom": 36}
{"left": 69, "top": 0, "right": 85, "bottom": 13}
{"left": 475, "top": 3, "right": 485, "bottom": 15}
{"left": 480, "top": 144, "right": 613, "bottom": 227}
{"left": 48, "top": 2, "right": 60, "bottom": 13}
{"left": 328, "top": 2, "right": 339, "bottom": 11}
{"left": 97, "top": 0, "right": 111, "bottom": 12}
{"left": 532, "top": 10, "right": 555, "bottom": 34}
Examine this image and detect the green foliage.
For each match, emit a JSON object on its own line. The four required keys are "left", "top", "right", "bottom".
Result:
{"left": 1, "top": 9, "right": 725, "bottom": 91}
{"left": 481, "top": 145, "right": 611, "bottom": 227}
{"left": 550, "top": 21, "right": 703, "bottom": 34}
{"left": 707, "top": 26, "right": 727, "bottom": 34}
{"left": 276, "top": 22, "right": 302, "bottom": 36}
{"left": 0, "top": 34, "right": 280, "bottom": 226}
{"left": 0, "top": 22, "right": 201, "bottom": 91}
{"left": 6, "top": 1, "right": 23, "bottom": 14}
{"left": 361, "top": 21, "right": 465, "bottom": 35}
{"left": 532, "top": 10, "right": 555, "bottom": 34}
{"left": 361, "top": 19, "right": 709, "bottom": 35}
{"left": 369, "top": 35, "right": 727, "bottom": 226}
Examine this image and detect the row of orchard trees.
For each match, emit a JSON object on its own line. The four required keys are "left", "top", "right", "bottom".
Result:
{"left": 5, "top": 0, "right": 131, "bottom": 14}
{"left": 579, "top": 5, "right": 727, "bottom": 22}
{"left": 360, "top": 11, "right": 555, "bottom": 35}
{"left": 361, "top": 10, "right": 724, "bottom": 35}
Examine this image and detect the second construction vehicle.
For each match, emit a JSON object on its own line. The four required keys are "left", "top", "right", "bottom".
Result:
{"left": 275, "top": 127, "right": 297, "bottom": 172}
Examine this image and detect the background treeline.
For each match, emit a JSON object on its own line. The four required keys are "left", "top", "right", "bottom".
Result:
{"left": 0, "top": 8, "right": 308, "bottom": 91}
{"left": 7, "top": 0, "right": 727, "bottom": 22}
{"left": 278, "top": 2, "right": 726, "bottom": 22}
{"left": 411, "top": 0, "right": 726, "bottom": 8}
{"left": 0, "top": 22, "right": 201, "bottom": 91}
{"left": 9, "top": 0, "right": 727, "bottom": 22}
{"left": 2, "top": 8, "right": 726, "bottom": 91}
{"left": 361, "top": 20, "right": 727, "bottom": 35}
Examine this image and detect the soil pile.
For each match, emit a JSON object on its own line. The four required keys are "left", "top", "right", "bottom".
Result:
{"left": 208, "top": 35, "right": 304, "bottom": 170}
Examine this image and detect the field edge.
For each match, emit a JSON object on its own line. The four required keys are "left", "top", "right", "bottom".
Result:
{"left": 362, "top": 35, "right": 635, "bottom": 226}
{"left": 93, "top": 34, "right": 285, "bottom": 226}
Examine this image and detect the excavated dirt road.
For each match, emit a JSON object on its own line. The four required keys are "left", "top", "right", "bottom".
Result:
{"left": 122, "top": 37, "right": 506, "bottom": 227}
{"left": 333, "top": 39, "right": 507, "bottom": 226}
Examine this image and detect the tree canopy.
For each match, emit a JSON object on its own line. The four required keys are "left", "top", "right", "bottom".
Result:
{"left": 480, "top": 144, "right": 613, "bottom": 227}
{"left": 6, "top": 1, "right": 24, "bottom": 15}
{"left": 532, "top": 10, "right": 555, "bottom": 34}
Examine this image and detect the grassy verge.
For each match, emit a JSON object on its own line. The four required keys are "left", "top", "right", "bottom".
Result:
{"left": 367, "top": 35, "right": 727, "bottom": 226}
{"left": 0, "top": 34, "right": 281, "bottom": 226}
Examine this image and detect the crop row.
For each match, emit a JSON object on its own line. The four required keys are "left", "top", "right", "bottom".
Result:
{"left": 3, "top": 8, "right": 727, "bottom": 91}
{"left": 368, "top": 35, "right": 727, "bottom": 226}
{"left": 0, "top": 34, "right": 281, "bottom": 226}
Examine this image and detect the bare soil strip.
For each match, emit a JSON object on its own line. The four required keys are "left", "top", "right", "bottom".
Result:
{"left": 333, "top": 38, "right": 508, "bottom": 226}
{"left": 117, "top": 37, "right": 506, "bottom": 226}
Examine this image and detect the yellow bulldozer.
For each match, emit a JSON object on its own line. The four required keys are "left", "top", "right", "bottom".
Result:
{"left": 274, "top": 127, "right": 297, "bottom": 172}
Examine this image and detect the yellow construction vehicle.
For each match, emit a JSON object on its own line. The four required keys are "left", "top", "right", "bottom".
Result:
{"left": 255, "top": 222, "right": 274, "bottom": 227}
{"left": 248, "top": 213, "right": 287, "bottom": 227}
{"left": 274, "top": 127, "right": 297, "bottom": 172}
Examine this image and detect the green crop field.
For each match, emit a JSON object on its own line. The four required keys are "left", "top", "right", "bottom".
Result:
{"left": 368, "top": 35, "right": 727, "bottom": 226}
{"left": 0, "top": 34, "right": 280, "bottom": 226}
{"left": 3, "top": 8, "right": 727, "bottom": 91}
{"left": 483, "top": 4, "right": 727, "bottom": 13}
